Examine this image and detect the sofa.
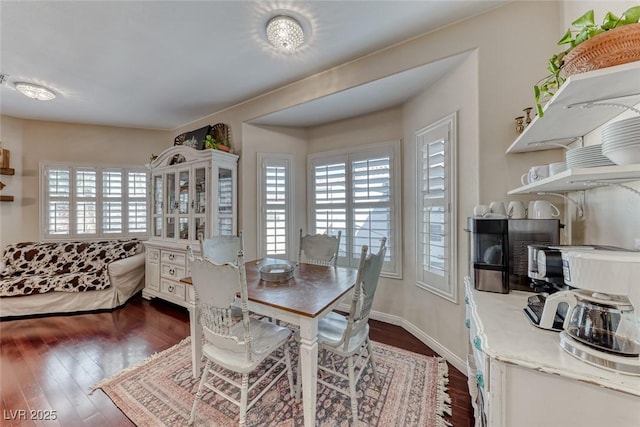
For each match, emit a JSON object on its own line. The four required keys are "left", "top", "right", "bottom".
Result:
{"left": 0, "top": 239, "right": 145, "bottom": 319}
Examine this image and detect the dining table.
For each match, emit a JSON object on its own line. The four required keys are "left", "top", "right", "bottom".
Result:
{"left": 180, "top": 257, "right": 358, "bottom": 427}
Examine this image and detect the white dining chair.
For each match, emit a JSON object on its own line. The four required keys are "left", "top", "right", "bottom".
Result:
{"left": 295, "top": 237, "right": 387, "bottom": 427}
{"left": 199, "top": 232, "right": 243, "bottom": 264}
{"left": 298, "top": 229, "right": 342, "bottom": 267}
{"left": 188, "top": 251, "right": 295, "bottom": 427}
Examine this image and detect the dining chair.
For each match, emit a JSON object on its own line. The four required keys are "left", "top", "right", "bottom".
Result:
{"left": 295, "top": 237, "right": 387, "bottom": 427}
{"left": 188, "top": 251, "right": 295, "bottom": 427}
{"left": 298, "top": 229, "right": 342, "bottom": 267}
{"left": 188, "top": 233, "right": 245, "bottom": 319}
{"left": 199, "top": 232, "right": 243, "bottom": 264}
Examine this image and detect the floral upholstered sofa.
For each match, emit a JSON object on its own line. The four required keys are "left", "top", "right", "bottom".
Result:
{"left": 0, "top": 240, "right": 145, "bottom": 319}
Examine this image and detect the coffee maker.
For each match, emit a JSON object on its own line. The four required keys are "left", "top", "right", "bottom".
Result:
{"left": 557, "top": 249, "right": 640, "bottom": 376}
{"left": 468, "top": 218, "right": 560, "bottom": 293}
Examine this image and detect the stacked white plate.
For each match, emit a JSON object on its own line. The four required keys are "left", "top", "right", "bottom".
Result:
{"left": 565, "top": 145, "right": 616, "bottom": 169}
{"left": 601, "top": 117, "right": 640, "bottom": 165}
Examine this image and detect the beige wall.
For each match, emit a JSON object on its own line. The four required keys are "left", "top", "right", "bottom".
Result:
{"left": 0, "top": 116, "right": 169, "bottom": 248}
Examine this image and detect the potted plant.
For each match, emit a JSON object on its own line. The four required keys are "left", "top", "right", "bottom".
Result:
{"left": 204, "top": 134, "right": 217, "bottom": 149}
{"left": 534, "top": 6, "right": 640, "bottom": 117}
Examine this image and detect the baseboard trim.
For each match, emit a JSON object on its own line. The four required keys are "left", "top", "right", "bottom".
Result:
{"left": 401, "top": 319, "right": 466, "bottom": 373}
{"left": 338, "top": 303, "right": 467, "bottom": 374}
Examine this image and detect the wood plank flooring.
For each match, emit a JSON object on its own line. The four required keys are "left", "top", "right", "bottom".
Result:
{"left": 0, "top": 295, "right": 473, "bottom": 426}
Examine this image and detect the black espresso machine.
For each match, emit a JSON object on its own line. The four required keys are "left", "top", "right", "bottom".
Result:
{"left": 467, "top": 218, "right": 560, "bottom": 294}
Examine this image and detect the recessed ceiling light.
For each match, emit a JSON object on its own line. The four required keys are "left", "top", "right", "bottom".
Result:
{"left": 15, "top": 82, "right": 56, "bottom": 101}
{"left": 266, "top": 15, "right": 305, "bottom": 52}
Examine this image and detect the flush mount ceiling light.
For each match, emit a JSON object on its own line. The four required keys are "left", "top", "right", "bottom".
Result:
{"left": 266, "top": 15, "right": 305, "bottom": 52}
{"left": 15, "top": 82, "right": 56, "bottom": 101}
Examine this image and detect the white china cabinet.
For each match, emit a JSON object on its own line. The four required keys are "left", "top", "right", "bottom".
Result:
{"left": 465, "top": 279, "right": 640, "bottom": 427}
{"left": 143, "top": 145, "right": 238, "bottom": 308}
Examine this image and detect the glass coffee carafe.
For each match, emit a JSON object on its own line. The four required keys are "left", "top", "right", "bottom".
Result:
{"left": 565, "top": 290, "right": 640, "bottom": 357}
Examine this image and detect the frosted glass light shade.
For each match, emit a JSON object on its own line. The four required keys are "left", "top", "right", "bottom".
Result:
{"left": 266, "top": 15, "right": 305, "bottom": 51}
{"left": 15, "top": 82, "right": 56, "bottom": 100}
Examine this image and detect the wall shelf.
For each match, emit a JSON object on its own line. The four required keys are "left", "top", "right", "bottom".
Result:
{"left": 508, "top": 164, "right": 640, "bottom": 195}
{"left": 0, "top": 195, "right": 14, "bottom": 202}
{"left": 0, "top": 167, "right": 15, "bottom": 176}
{"left": 506, "top": 61, "right": 640, "bottom": 154}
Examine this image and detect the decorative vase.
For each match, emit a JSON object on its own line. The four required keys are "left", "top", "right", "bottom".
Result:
{"left": 562, "top": 23, "right": 640, "bottom": 77}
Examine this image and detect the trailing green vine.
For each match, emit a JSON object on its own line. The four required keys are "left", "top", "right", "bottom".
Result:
{"left": 534, "top": 6, "right": 640, "bottom": 118}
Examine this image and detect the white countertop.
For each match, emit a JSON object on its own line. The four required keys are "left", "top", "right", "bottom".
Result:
{"left": 465, "top": 278, "right": 640, "bottom": 397}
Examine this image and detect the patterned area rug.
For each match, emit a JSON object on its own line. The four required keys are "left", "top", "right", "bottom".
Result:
{"left": 92, "top": 337, "right": 451, "bottom": 427}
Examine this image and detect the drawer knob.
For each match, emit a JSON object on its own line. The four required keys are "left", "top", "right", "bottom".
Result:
{"left": 168, "top": 284, "right": 175, "bottom": 293}
{"left": 169, "top": 268, "right": 175, "bottom": 275}
{"left": 168, "top": 253, "right": 175, "bottom": 260}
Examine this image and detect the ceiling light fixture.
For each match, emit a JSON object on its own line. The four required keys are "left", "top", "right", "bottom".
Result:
{"left": 266, "top": 15, "right": 305, "bottom": 52}
{"left": 15, "top": 82, "right": 56, "bottom": 101}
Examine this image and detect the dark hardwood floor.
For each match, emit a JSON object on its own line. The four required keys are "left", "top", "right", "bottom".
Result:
{"left": 0, "top": 295, "right": 473, "bottom": 426}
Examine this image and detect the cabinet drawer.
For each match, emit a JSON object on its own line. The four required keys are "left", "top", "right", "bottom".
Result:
{"left": 147, "top": 248, "right": 160, "bottom": 262}
{"left": 161, "top": 250, "right": 186, "bottom": 266}
{"left": 161, "top": 263, "right": 186, "bottom": 280}
{"left": 160, "top": 279, "right": 186, "bottom": 300}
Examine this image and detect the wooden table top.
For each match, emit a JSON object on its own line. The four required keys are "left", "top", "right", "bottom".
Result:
{"left": 182, "top": 258, "right": 357, "bottom": 318}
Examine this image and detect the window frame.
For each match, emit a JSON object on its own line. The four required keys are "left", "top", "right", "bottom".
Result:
{"left": 256, "top": 153, "right": 294, "bottom": 260}
{"left": 415, "top": 112, "right": 458, "bottom": 303}
{"left": 307, "top": 140, "right": 402, "bottom": 278}
{"left": 40, "top": 162, "right": 149, "bottom": 241}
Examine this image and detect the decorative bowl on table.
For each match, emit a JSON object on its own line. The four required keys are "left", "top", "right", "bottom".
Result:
{"left": 259, "top": 263, "right": 295, "bottom": 282}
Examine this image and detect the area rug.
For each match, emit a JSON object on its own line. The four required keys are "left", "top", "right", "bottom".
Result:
{"left": 92, "top": 337, "right": 452, "bottom": 427}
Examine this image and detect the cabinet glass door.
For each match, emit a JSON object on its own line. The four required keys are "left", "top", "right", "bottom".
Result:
{"left": 153, "top": 174, "right": 163, "bottom": 238}
{"left": 193, "top": 165, "right": 207, "bottom": 241}
{"left": 165, "top": 172, "right": 176, "bottom": 239}
{"left": 218, "top": 167, "right": 234, "bottom": 236}
{"left": 178, "top": 169, "right": 190, "bottom": 240}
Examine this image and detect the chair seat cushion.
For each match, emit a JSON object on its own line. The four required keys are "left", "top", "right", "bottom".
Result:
{"left": 317, "top": 311, "right": 369, "bottom": 355}
{"left": 202, "top": 318, "right": 291, "bottom": 373}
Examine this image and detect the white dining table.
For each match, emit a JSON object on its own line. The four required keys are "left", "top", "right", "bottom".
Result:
{"left": 182, "top": 258, "right": 358, "bottom": 427}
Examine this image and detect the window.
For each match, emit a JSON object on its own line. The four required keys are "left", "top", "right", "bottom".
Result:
{"left": 257, "top": 154, "right": 293, "bottom": 259}
{"left": 416, "top": 113, "right": 457, "bottom": 302}
{"left": 41, "top": 163, "right": 148, "bottom": 240}
{"left": 308, "top": 141, "right": 401, "bottom": 277}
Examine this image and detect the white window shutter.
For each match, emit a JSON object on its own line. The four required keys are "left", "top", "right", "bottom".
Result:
{"left": 416, "top": 113, "right": 457, "bottom": 303}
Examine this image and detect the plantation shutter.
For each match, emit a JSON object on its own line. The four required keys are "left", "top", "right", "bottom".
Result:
{"left": 42, "top": 163, "right": 148, "bottom": 240}
{"left": 416, "top": 113, "right": 457, "bottom": 302}
{"left": 312, "top": 160, "right": 347, "bottom": 259}
{"left": 127, "top": 171, "right": 148, "bottom": 233}
{"left": 258, "top": 154, "right": 292, "bottom": 259}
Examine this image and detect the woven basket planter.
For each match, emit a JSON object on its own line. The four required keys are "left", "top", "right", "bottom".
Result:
{"left": 562, "top": 23, "right": 640, "bottom": 77}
